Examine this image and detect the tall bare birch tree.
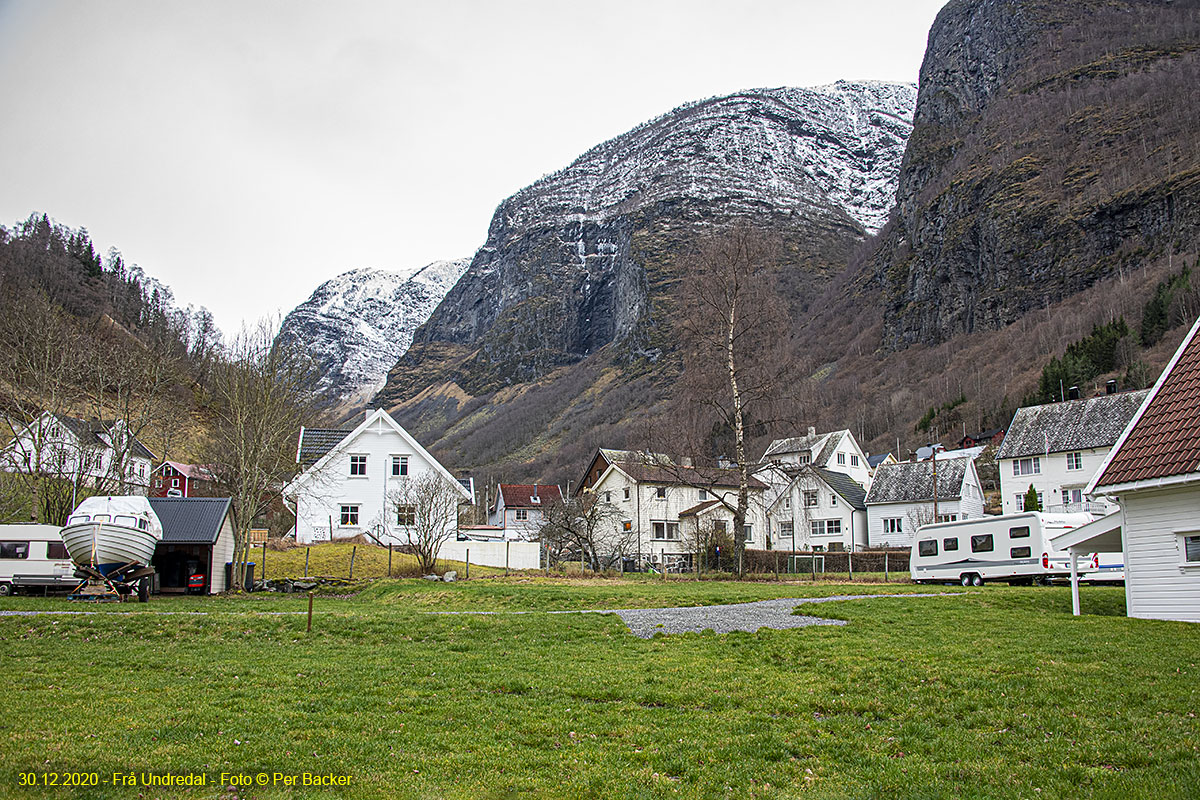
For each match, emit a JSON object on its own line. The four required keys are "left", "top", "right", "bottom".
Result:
{"left": 674, "top": 224, "right": 791, "bottom": 575}
{"left": 205, "top": 320, "right": 321, "bottom": 590}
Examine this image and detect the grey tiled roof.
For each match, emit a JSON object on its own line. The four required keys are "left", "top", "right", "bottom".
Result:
{"left": 814, "top": 467, "right": 867, "bottom": 511}
{"left": 55, "top": 415, "right": 156, "bottom": 461}
{"left": 298, "top": 428, "right": 352, "bottom": 465}
{"left": 149, "top": 497, "right": 231, "bottom": 544}
{"left": 995, "top": 390, "right": 1150, "bottom": 460}
{"left": 865, "top": 458, "right": 969, "bottom": 504}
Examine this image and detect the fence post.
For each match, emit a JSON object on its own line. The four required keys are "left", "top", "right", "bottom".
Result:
{"left": 505, "top": 540, "right": 510, "bottom": 577}
{"left": 307, "top": 592, "right": 314, "bottom": 633}
{"left": 388, "top": 543, "right": 393, "bottom": 578}
{"left": 884, "top": 551, "right": 889, "bottom": 582}
{"left": 304, "top": 547, "right": 310, "bottom": 578}
{"left": 848, "top": 549, "right": 853, "bottom": 581}
{"left": 262, "top": 541, "right": 267, "bottom": 580}
{"left": 811, "top": 550, "right": 816, "bottom": 582}
{"left": 349, "top": 545, "right": 356, "bottom": 580}
{"left": 466, "top": 549, "right": 470, "bottom": 580}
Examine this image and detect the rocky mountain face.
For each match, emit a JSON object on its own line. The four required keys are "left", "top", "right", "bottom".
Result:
{"left": 869, "top": 0, "right": 1200, "bottom": 348}
{"left": 377, "top": 81, "right": 916, "bottom": 406}
{"left": 279, "top": 259, "right": 469, "bottom": 406}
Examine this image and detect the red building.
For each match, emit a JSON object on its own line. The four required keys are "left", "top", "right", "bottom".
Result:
{"left": 151, "top": 461, "right": 215, "bottom": 498}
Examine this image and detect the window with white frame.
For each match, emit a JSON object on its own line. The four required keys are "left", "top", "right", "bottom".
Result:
{"left": 1062, "top": 488, "right": 1083, "bottom": 506}
{"left": 396, "top": 505, "right": 416, "bottom": 526}
{"left": 1066, "top": 452, "right": 1083, "bottom": 471}
{"left": 391, "top": 455, "right": 408, "bottom": 476}
{"left": 699, "top": 488, "right": 708, "bottom": 500}
{"left": 1016, "top": 492, "right": 1045, "bottom": 512}
{"left": 837, "top": 453, "right": 846, "bottom": 466}
{"left": 830, "top": 494, "right": 838, "bottom": 507}
{"left": 803, "top": 490, "right": 818, "bottom": 508}
{"left": 742, "top": 524, "right": 753, "bottom": 542}
{"left": 779, "top": 521, "right": 794, "bottom": 540}
{"left": 349, "top": 454, "right": 367, "bottom": 476}
{"left": 623, "top": 488, "right": 630, "bottom": 500}
{"left": 651, "top": 521, "right": 679, "bottom": 540}
{"left": 655, "top": 486, "right": 667, "bottom": 499}
{"left": 797, "top": 452, "right": 811, "bottom": 465}
{"left": 882, "top": 518, "right": 903, "bottom": 535}
{"left": 936, "top": 514, "right": 958, "bottom": 523}
{"left": 340, "top": 504, "right": 360, "bottom": 526}
{"left": 850, "top": 454, "right": 859, "bottom": 467}
{"left": 604, "top": 491, "right": 612, "bottom": 503}
{"left": 811, "top": 519, "right": 842, "bottom": 536}
{"left": 713, "top": 520, "right": 728, "bottom": 535}
{"left": 1181, "top": 533, "right": 1200, "bottom": 564}
{"left": 515, "top": 509, "right": 529, "bottom": 521}
{"left": 1013, "top": 457, "right": 1041, "bottom": 476}
{"left": 783, "top": 496, "right": 791, "bottom": 510}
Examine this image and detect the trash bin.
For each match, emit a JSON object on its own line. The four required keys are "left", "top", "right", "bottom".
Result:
{"left": 224, "top": 562, "right": 255, "bottom": 592}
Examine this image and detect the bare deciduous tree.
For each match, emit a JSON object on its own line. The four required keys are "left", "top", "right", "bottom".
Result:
{"left": 205, "top": 320, "right": 322, "bottom": 590}
{"left": 669, "top": 223, "right": 793, "bottom": 574}
{"left": 388, "top": 472, "right": 466, "bottom": 574}
{"left": 538, "top": 494, "right": 627, "bottom": 570}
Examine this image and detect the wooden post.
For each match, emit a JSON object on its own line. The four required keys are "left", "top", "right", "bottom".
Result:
{"left": 262, "top": 541, "right": 267, "bottom": 580}
{"left": 304, "top": 547, "right": 310, "bottom": 578}
{"left": 811, "top": 551, "right": 816, "bottom": 582}
{"left": 466, "top": 549, "right": 470, "bottom": 580}
{"left": 848, "top": 549, "right": 854, "bottom": 581}
{"left": 349, "top": 545, "right": 356, "bottom": 580}
{"left": 388, "top": 543, "right": 393, "bottom": 578}
{"left": 307, "top": 592, "right": 314, "bottom": 633}
{"left": 505, "top": 540, "right": 510, "bottom": 577}
{"left": 775, "top": 551, "right": 779, "bottom": 582}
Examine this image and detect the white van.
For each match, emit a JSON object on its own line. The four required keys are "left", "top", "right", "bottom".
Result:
{"left": 0, "top": 524, "right": 77, "bottom": 595}
{"left": 910, "top": 512, "right": 1100, "bottom": 586}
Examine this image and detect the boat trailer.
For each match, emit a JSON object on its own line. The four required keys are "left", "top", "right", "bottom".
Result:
{"left": 68, "top": 562, "right": 155, "bottom": 603}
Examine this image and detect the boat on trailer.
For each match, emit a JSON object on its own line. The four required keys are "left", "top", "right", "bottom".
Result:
{"left": 60, "top": 496, "right": 163, "bottom": 601}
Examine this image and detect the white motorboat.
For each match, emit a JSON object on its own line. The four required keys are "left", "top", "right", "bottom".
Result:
{"left": 60, "top": 496, "right": 163, "bottom": 575}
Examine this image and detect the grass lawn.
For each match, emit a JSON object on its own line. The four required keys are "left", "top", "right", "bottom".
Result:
{"left": 1, "top": 579, "right": 1197, "bottom": 799}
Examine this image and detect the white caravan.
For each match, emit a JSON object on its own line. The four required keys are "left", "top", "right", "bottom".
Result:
{"left": 0, "top": 524, "right": 77, "bottom": 595}
{"left": 910, "top": 512, "right": 1102, "bottom": 586}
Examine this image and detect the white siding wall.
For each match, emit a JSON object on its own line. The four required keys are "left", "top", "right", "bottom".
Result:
{"left": 867, "top": 500, "right": 972, "bottom": 549}
{"left": 1000, "top": 448, "right": 1113, "bottom": 515}
{"left": 438, "top": 540, "right": 541, "bottom": 570}
{"left": 209, "top": 517, "right": 235, "bottom": 594}
{"left": 591, "top": 469, "right": 767, "bottom": 560}
{"left": 292, "top": 422, "right": 458, "bottom": 545}
{"left": 1119, "top": 487, "right": 1200, "bottom": 623}
{"left": 766, "top": 475, "right": 865, "bottom": 551}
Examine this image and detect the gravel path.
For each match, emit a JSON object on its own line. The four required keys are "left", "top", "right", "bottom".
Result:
{"left": 607, "top": 593, "right": 959, "bottom": 638}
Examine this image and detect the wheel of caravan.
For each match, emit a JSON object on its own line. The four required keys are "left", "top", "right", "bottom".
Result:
{"left": 0, "top": 582, "right": 12, "bottom": 596}
{"left": 971, "top": 574, "right": 984, "bottom": 587}
{"left": 960, "top": 574, "right": 972, "bottom": 586}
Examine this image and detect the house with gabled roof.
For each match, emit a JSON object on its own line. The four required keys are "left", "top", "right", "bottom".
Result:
{"left": 1, "top": 411, "right": 155, "bottom": 495}
{"left": 763, "top": 464, "right": 868, "bottom": 552}
{"left": 284, "top": 409, "right": 472, "bottom": 544}
{"left": 1058, "top": 317, "right": 1200, "bottom": 622}
{"left": 487, "top": 483, "right": 564, "bottom": 541}
{"left": 151, "top": 461, "right": 215, "bottom": 498}
{"left": 588, "top": 454, "right": 767, "bottom": 570}
{"left": 760, "top": 427, "right": 872, "bottom": 488}
{"left": 577, "top": 448, "right": 673, "bottom": 494}
{"left": 995, "top": 390, "right": 1149, "bottom": 515}
{"left": 865, "top": 458, "right": 984, "bottom": 549}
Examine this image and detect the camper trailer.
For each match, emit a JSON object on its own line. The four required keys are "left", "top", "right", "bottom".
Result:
{"left": 0, "top": 524, "right": 77, "bottom": 595}
{"left": 910, "top": 512, "right": 1100, "bottom": 586}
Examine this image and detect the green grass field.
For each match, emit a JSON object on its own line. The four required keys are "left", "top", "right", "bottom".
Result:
{"left": 1, "top": 579, "right": 1197, "bottom": 799}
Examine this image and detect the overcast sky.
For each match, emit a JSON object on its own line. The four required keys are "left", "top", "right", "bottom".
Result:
{"left": 0, "top": 0, "right": 947, "bottom": 336}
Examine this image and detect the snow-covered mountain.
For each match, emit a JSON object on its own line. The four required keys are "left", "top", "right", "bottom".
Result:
{"left": 378, "top": 81, "right": 916, "bottom": 404}
{"left": 279, "top": 259, "right": 469, "bottom": 406}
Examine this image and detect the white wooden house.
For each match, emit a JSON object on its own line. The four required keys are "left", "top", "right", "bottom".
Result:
{"left": 284, "top": 409, "right": 472, "bottom": 545}
{"left": 1, "top": 411, "right": 155, "bottom": 495}
{"left": 762, "top": 465, "right": 868, "bottom": 551}
{"left": 760, "top": 428, "right": 873, "bottom": 489}
{"left": 588, "top": 452, "right": 768, "bottom": 570}
{"left": 486, "top": 483, "right": 563, "bottom": 541}
{"left": 995, "top": 390, "right": 1148, "bottom": 515}
{"left": 865, "top": 457, "right": 985, "bottom": 548}
{"left": 1059, "top": 318, "right": 1200, "bottom": 623}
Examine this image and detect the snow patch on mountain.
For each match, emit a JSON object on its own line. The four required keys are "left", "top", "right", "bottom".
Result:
{"left": 280, "top": 259, "right": 469, "bottom": 405}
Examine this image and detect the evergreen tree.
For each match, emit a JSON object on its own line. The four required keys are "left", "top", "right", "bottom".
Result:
{"left": 1023, "top": 484, "right": 1041, "bottom": 512}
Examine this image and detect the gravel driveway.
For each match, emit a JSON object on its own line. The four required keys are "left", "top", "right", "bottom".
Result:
{"left": 606, "top": 593, "right": 959, "bottom": 638}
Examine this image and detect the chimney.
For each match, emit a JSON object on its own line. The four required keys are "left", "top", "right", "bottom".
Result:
{"left": 680, "top": 456, "right": 693, "bottom": 468}
{"left": 807, "top": 426, "right": 816, "bottom": 437}
{"left": 1106, "top": 379, "right": 1118, "bottom": 395}
{"left": 1068, "top": 386, "right": 1080, "bottom": 400}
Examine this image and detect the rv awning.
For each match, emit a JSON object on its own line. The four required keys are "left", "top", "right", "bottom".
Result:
{"left": 1050, "top": 512, "right": 1123, "bottom": 553}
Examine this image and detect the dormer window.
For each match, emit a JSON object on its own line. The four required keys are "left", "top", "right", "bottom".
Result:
{"left": 797, "top": 452, "right": 811, "bottom": 465}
